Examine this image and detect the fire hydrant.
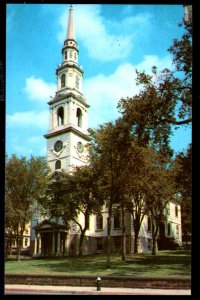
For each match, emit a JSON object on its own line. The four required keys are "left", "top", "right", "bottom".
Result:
{"left": 96, "top": 276, "right": 102, "bottom": 291}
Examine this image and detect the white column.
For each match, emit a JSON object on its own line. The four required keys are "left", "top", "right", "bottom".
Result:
{"left": 64, "top": 102, "right": 68, "bottom": 125}
{"left": 68, "top": 100, "right": 72, "bottom": 124}
{"left": 34, "top": 237, "right": 37, "bottom": 256}
{"left": 38, "top": 234, "right": 42, "bottom": 255}
{"left": 57, "top": 232, "right": 60, "bottom": 255}
{"left": 49, "top": 108, "right": 53, "bottom": 130}
{"left": 64, "top": 234, "right": 67, "bottom": 256}
{"left": 53, "top": 108, "right": 57, "bottom": 129}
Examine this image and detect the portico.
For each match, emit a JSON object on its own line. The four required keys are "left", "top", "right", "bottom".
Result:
{"left": 33, "top": 220, "right": 68, "bottom": 257}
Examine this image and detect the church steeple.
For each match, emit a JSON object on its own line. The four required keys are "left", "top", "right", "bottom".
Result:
{"left": 44, "top": 4, "right": 89, "bottom": 174}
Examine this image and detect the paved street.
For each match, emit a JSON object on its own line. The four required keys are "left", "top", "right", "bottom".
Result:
{"left": 5, "top": 284, "right": 191, "bottom": 295}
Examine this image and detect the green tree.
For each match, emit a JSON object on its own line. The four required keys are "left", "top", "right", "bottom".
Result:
{"left": 118, "top": 20, "right": 192, "bottom": 155}
{"left": 123, "top": 143, "right": 152, "bottom": 254}
{"left": 88, "top": 120, "right": 131, "bottom": 267}
{"left": 115, "top": 20, "right": 192, "bottom": 255}
{"left": 174, "top": 144, "right": 192, "bottom": 242}
{"left": 145, "top": 150, "right": 176, "bottom": 255}
{"left": 5, "top": 155, "right": 49, "bottom": 260}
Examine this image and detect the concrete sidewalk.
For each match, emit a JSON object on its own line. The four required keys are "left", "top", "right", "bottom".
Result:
{"left": 5, "top": 284, "right": 191, "bottom": 295}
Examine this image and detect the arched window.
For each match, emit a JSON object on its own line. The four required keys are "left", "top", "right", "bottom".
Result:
{"left": 76, "top": 108, "right": 82, "bottom": 127}
{"left": 61, "top": 74, "right": 66, "bottom": 88}
{"left": 69, "top": 50, "right": 72, "bottom": 58}
{"left": 57, "top": 107, "right": 64, "bottom": 126}
{"left": 96, "top": 214, "right": 103, "bottom": 230}
{"left": 55, "top": 160, "right": 61, "bottom": 170}
{"left": 25, "top": 238, "right": 28, "bottom": 247}
{"left": 65, "top": 51, "right": 67, "bottom": 60}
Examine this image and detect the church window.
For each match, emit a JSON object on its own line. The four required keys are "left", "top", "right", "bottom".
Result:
{"left": 55, "top": 160, "right": 61, "bottom": 170}
{"left": 25, "top": 238, "right": 28, "bottom": 247}
{"left": 114, "top": 212, "right": 120, "bottom": 229}
{"left": 61, "top": 74, "right": 66, "bottom": 88}
{"left": 74, "top": 52, "right": 77, "bottom": 61}
{"left": 76, "top": 108, "right": 82, "bottom": 127}
{"left": 167, "top": 223, "right": 171, "bottom": 236}
{"left": 96, "top": 214, "right": 103, "bottom": 230}
{"left": 86, "top": 215, "right": 90, "bottom": 230}
{"left": 75, "top": 74, "right": 79, "bottom": 89}
{"left": 175, "top": 205, "right": 178, "bottom": 217}
{"left": 57, "top": 107, "right": 64, "bottom": 126}
{"left": 166, "top": 202, "right": 170, "bottom": 215}
{"left": 65, "top": 51, "right": 67, "bottom": 60}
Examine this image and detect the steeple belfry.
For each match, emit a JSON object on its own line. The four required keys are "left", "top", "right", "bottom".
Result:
{"left": 54, "top": 4, "right": 84, "bottom": 95}
{"left": 67, "top": 5, "right": 75, "bottom": 40}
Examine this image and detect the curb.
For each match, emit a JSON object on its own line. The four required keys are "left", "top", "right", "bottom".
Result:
{"left": 5, "top": 274, "right": 191, "bottom": 290}
{"left": 5, "top": 285, "right": 191, "bottom": 296}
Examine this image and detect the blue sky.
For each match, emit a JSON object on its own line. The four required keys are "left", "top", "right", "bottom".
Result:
{"left": 6, "top": 4, "right": 191, "bottom": 159}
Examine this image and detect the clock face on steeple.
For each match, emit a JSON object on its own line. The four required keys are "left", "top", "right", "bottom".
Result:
{"left": 77, "top": 141, "right": 84, "bottom": 153}
{"left": 54, "top": 140, "right": 63, "bottom": 152}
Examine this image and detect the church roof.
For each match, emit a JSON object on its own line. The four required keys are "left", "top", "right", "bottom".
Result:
{"left": 33, "top": 219, "right": 67, "bottom": 231}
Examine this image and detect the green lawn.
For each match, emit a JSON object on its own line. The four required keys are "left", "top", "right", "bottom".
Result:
{"left": 5, "top": 249, "right": 191, "bottom": 277}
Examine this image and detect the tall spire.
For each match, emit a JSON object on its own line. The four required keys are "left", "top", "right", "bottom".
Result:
{"left": 67, "top": 4, "right": 75, "bottom": 40}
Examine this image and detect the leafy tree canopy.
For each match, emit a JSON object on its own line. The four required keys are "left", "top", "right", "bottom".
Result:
{"left": 117, "top": 20, "right": 192, "bottom": 157}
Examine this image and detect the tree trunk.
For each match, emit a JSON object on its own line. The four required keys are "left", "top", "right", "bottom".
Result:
{"left": 79, "top": 231, "right": 85, "bottom": 257}
{"left": 122, "top": 230, "right": 126, "bottom": 260}
{"left": 134, "top": 230, "right": 139, "bottom": 254}
{"left": 121, "top": 206, "right": 126, "bottom": 260}
{"left": 106, "top": 216, "right": 111, "bottom": 269}
{"left": 152, "top": 222, "right": 158, "bottom": 255}
{"left": 152, "top": 235, "right": 157, "bottom": 255}
{"left": 16, "top": 237, "right": 21, "bottom": 261}
{"left": 8, "top": 237, "right": 13, "bottom": 256}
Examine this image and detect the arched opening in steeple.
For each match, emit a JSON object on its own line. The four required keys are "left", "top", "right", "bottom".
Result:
{"left": 61, "top": 74, "right": 66, "bottom": 88}
{"left": 55, "top": 160, "right": 61, "bottom": 170}
{"left": 76, "top": 108, "right": 82, "bottom": 128}
{"left": 57, "top": 107, "right": 64, "bottom": 126}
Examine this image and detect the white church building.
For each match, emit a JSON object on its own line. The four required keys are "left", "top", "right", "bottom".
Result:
{"left": 30, "top": 5, "right": 182, "bottom": 257}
